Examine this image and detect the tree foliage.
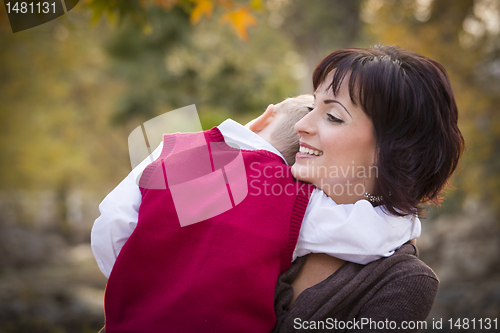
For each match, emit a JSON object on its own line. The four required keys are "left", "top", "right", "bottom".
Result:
{"left": 85, "top": 0, "right": 262, "bottom": 40}
{"left": 1, "top": 0, "right": 500, "bottom": 219}
{"left": 100, "top": 3, "right": 298, "bottom": 130}
{"left": 0, "top": 21, "right": 130, "bottom": 191}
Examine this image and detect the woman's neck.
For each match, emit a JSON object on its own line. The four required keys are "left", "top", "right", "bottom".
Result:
{"left": 320, "top": 178, "right": 377, "bottom": 204}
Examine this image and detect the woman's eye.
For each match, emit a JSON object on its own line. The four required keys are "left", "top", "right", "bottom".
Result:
{"left": 327, "top": 113, "right": 344, "bottom": 124}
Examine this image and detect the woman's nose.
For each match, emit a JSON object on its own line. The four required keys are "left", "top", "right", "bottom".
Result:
{"left": 294, "top": 110, "right": 316, "bottom": 136}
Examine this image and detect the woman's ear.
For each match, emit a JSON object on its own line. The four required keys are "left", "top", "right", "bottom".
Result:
{"left": 245, "top": 104, "right": 275, "bottom": 133}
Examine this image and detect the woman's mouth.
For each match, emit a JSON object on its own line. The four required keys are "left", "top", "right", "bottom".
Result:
{"left": 298, "top": 143, "right": 323, "bottom": 157}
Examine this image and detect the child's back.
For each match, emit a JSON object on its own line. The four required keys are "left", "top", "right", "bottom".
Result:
{"left": 104, "top": 127, "right": 314, "bottom": 333}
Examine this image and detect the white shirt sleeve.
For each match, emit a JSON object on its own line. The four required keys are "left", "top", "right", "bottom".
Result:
{"left": 293, "top": 188, "right": 422, "bottom": 265}
{"left": 90, "top": 120, "right": 279, "bottom": 278}
{"left": 90, "top": 142, "right": 164, "bottom": 278}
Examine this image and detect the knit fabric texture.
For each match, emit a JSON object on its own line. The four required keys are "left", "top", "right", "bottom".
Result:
{"left": 273, "top": 242, "right": 439, "bottom": 333}
{"left": 104, "top": 127, "right": 314, "bottom": 333}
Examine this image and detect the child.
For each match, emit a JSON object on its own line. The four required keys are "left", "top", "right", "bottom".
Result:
{"left": 92, "top": 95, "right": 420, "bottom": 333}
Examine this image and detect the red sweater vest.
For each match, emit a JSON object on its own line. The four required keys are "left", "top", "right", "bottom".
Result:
{"left": 104, "top": 127, "right": 314, "bottom": 333}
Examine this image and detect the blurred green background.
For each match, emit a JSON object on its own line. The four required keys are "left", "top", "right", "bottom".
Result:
{"left": 0, "top": 0, "right": 499, "bottom": 331}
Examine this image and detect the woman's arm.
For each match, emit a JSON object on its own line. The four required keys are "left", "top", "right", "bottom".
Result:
{"left": 351, "top": 275, "right": 439, "bottom": 332}
{"left": 273, "top": 244, "right": 438, "bottom": 333}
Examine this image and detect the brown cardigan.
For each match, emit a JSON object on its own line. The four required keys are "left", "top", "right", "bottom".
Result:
{"left": 272, "top": 243, "right": 439, "bottom": 333}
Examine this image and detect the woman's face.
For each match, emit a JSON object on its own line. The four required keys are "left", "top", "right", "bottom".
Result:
{"left": 291, "top": 72, "right": 377, "bottom": 204}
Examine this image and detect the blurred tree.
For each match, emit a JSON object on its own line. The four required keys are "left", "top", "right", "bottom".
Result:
{"left": 100, "top": 4, "right": 299, "bottom": 129}
{"left": 277, "top": 0, "right": 364, "bottom": 92}
{"left": 0, "top": 30, "right": 130, "bottom": 188}
{"left": 0, "top": 15, "right": 132, "bottom": 233}
{"left": 85, "top": 0, "right": 262, "bottom": 40}
{"left": 4, "top": 0, "right": 497, "bottom": 223}
{"left": 0, "top": 1, "right": 302, "bottom": 215}
{"left": 280, "top": 0, "right": 363, "bottom": 57}
{"left": 82, "top": 0, "right": 368, "bottom": 133}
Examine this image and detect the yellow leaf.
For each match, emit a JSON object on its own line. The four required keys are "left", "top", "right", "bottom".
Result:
{"left": 220, "top": 7, "right": 257, "bottom": 40}
{"left": 190, "top": 0, "right": 214, "bottom": 24}
{"left": 142, "top": 23, "right": 153, "bottom": 35}
{"left": 250, "top": 0, "right": 262, "bottom": 10}
{"left": 107, "top": 10, "right": 117, "bottom": 26}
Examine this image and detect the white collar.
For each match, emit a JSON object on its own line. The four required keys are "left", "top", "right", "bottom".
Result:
{"left": 218, "top": 119, "right": 288, "bottom": 165}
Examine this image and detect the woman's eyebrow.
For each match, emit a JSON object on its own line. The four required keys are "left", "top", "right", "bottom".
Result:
{"left": 324, "top": 99, "right": 352, "bottom": 118}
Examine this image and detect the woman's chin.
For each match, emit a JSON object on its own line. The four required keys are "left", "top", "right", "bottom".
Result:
{"left": 291, "top": 163, "right": 310, "bottom": 183}
{"left": 290, "top": 164, "right": 302, "bottom": 181}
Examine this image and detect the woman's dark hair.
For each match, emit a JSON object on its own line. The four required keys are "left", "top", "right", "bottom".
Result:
{"left": 313, "top": 45, "right": 465, "bottom": 216}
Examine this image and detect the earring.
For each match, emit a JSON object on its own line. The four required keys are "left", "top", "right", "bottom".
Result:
{"left": 364, "top": 192, "right": 383, "bottom": 203}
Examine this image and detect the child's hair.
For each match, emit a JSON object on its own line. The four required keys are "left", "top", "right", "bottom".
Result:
{"left": 271, "top": 94, "right": 314, "bottom": 165}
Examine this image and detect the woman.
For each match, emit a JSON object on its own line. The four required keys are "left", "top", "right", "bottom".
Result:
{"left": 272, "top": 46, "right": 464, "bottom": 332}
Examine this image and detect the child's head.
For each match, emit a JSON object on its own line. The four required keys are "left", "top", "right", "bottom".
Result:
{"left": 255, "top": 95, "right": 314, "bottom": 165}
